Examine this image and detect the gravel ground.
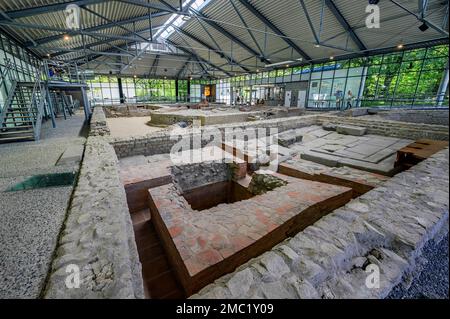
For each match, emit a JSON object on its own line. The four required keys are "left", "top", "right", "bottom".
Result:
{"left": 106, "top": 117, "right": 164, "bottom": 138}
{"left": 387, "top": 233, "right": 449, "bottom": 299}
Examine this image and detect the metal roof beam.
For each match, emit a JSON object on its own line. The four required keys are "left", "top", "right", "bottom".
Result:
{"left": 189, "top": 8, "right": 270, "bottom": 63}
{"left": 0, "top": 0, "right": 107, "bottom": 20}
{"left": 81, "top": 6, "right": 149, "bottom": 42}
{"left": 229, "top": 0, "right": 265, "bottom": 59}
{"left": 173, "top": 26, "right": 251, "bottom": 72}
{"left": 298, "top": 0, "right": 320, "bottom": 45}
{"left": 159, "top": 0, "right": 179, "bottom": 12}
{"left": 117, "top": 0, "right": 184, "bottom": 14}
{"left": 0, "top": 20, "right": 160, "bottom": 44}
{"left": 148, "top": 55, "right": 160, "bottom": 76}
{"left": 166, "top": 39, "right": 232, "bottom": 76}
{"left": 176, "top": 58, "right": 191, "bottom": 78}
{"left": 23, "top": 11, "right": 168, "bottom": 47}
{"left": 324, "top": 0, "right": 367, "bottom": 51}
{"left": 390, "top": 0, "right": 449, "bottom": 36}
{"left": 236, "top": 0, "right": 311, "bottom": 60}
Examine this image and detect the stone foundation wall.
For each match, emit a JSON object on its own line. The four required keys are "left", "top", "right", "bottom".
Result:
{"left": 103, "top": 104, "right": 162, "bottom": 118}
{"left": 192, "top": 148, "right": 449, "bottom": 299}
{"left": 317, "top": 115, "right": 449, "bottom": 141}
{"left": 110, "top": 115, "right": 318, "bottom": 158}
{"left": 339, "top": 108, "right": 449, "bottom": 126}
{"left": 90, "top": 107, "right": 111, "bottom": 136}
{"left": 171, "top": 161, "right": 231, "bottom": 193}
{"left": 44, "top": 137, "right": 144, "bottom": 299}
{"left": 110, "top": 113, "right": 448, "bottom": 158}
{"left": 370, "top": 110, "right": 449, "bottom": 126}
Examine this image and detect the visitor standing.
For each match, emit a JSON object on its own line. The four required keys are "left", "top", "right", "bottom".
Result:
{"left": 346, "top": 90, "right": 354, "bottom": 109}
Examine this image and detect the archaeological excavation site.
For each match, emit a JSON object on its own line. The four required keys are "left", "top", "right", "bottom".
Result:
{"left": 0, "top": 0, "right": 449, "bottom": 304}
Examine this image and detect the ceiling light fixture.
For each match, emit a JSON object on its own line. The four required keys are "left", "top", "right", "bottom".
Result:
{"left": 397, "top": 43, "right": 404, "bottom": 49}
{"left": 63, "top": 35, "right": 70, "bottom": 41}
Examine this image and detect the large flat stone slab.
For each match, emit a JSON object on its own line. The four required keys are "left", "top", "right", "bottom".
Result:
{"left": 336, "top": 125, "right": 367, "bottom": 136}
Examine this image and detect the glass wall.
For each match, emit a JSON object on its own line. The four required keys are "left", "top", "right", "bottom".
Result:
{"left": 86, "top": 77, "right": 178, "bottom": 106}
{"left": 0, "top": 33, "right": 40, "bottom": 113}
{"left": 82, "top": 44, "right": 447, "bottom": 109}
{"left": 363, "top": 46, "right": 448, "bottom": 107}
{"left": 188, "top": 44, "right": 448, "bottom": 109}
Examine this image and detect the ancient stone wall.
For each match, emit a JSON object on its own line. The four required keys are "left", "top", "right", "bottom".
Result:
{"left": 110, "top": 115, "right": 318, "bottom": 158}
{"left": 317, "top": 115, "right": 449, "bottom": 141}
{"left": 110, "top": 113, "right": 448, "bottom": 158}
{"left": 371, "top": 109, "right": 449, "bottom": 126}
{"left": 191, "top": 148, "right": 449, "bottom": 299}
{"left": 171, "top": 161, "right": 231, "bottom": 193}
{"left": 44, "top": 137, "right": 144, "bottom": 299}
{"left": 90, "top": 107, "right": 111, "bottom": 137}
{"left": 339, "top": 108, "right": 449, "bottom": 126}
{"left": 103, "top": 104, "right": 160, "bottom": 118}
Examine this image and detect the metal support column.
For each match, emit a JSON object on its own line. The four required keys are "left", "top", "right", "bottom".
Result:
{"left": 45, "top": 86, "right": 56, "bottom": 128}
{"left": 118, "top": 77, "right": 125, "bottom": 103}
{"left": 81, "top": 87, "right": 91, "bottom": 122}
{"left": 437, "top": 61, "right": 449, "bottom": 107}
{"left": 187, "top": 79, "right": 191, "bottom": 103}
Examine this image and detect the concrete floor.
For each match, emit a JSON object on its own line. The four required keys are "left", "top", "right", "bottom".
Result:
{"left": 0, "top": 111, "right": 87, "bottom": 299}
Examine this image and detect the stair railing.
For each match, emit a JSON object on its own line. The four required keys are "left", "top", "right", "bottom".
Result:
{"left": 0, "top": 80, "right": 17, "bottom": 129}
{"left": 28, "top": 64, "right": 46, "bottom": 140}
{"left": 0, "top": 60, "right": 14, "bottom": 89}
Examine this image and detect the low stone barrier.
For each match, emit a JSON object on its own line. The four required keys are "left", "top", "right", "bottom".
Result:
{"left": 317, "top": 115, "right": 449, "bottom": 141}
{"left": 44, "top": 137, "right": 144, "bottom": 299}
{"left": 191, "top": 149, "right": 449, "bottom": 298}
{"left": 90, "top": 107, "right": 111, "bottom": 137}
{"left": 373, "top": 109, "right": 449, "bottom": 126}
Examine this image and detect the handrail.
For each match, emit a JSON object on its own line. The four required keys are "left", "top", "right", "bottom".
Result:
{"left": 28, "top": 64, "right": 45, "bottom": 139}
{"left": 34, "top": 84, "right": 46, "bottom": 141}
{"left": 0, "top": 61, "right": 13, "bottom": 89}
{"left": 0, "top": 80, "right": 17, "bottom": 129}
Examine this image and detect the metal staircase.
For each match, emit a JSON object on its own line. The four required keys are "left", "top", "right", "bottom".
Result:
{"left": 0, "top": 65, "right": 47, "bottom": 143}
{"left": 0, "top": 59, "right": 89, "bottom": 143}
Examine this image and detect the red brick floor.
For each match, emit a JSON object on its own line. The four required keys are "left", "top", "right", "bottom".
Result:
{"left": 149, "top": 178, "right": 353, "bottom": 294}
{"left": 132, "top": 209, "right": 185, "bottom": 299}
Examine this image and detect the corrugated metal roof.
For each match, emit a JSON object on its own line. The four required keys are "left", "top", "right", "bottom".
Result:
{"left": 0, "top": 0, "right": 447, "bottom": 78}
